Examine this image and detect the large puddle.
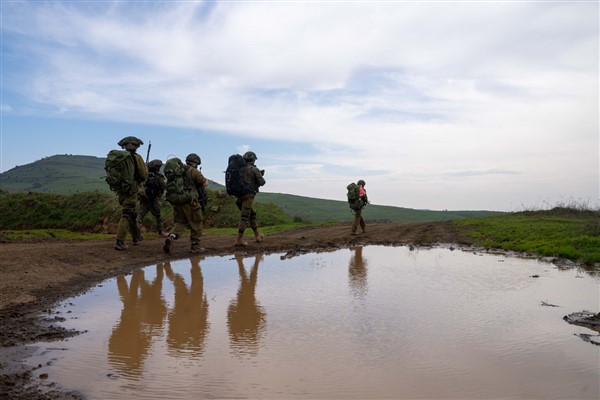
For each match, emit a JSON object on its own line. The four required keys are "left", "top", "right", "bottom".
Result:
{"left": 24, "top": 246, "right": 599, "bottom": 399}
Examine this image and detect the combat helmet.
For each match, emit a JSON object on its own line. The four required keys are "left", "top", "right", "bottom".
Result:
{"left": 185, "top": 153, "right": 201, "bottom": 165}
{"left": 147, "top": 159, "right": 163, "bottom": 172}
{"left": 117, "top": 136, "right": 144, "bottom": 148}
{"left": 357, "top": 179, "right": 366, "bottom": 186}
{"left": 243, "top": 151, "right": 257, "bottom": 162}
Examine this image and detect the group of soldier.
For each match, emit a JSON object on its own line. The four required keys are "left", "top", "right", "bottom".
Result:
{"left": 113, "top": 136, "right": 266, "bottom": 254}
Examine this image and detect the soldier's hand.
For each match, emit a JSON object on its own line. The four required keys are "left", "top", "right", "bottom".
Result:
{"left": 260, "top": 169, "right": 265, "bottom": 176}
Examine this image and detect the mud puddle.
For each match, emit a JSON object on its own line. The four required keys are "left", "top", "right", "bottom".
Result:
{"left": 19, "top": 246, "right": 600, "bottom": 399}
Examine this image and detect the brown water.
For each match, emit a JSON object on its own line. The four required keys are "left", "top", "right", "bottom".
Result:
{"left": 26, "top": 246, "right": 599, "bottom": 399}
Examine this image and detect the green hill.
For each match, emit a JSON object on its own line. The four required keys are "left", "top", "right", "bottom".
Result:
{"left": 0, "top": 154, "right": 504, "bottom": 223}
{"left": 0, "top": 154, "right": 224, "bottom": 194}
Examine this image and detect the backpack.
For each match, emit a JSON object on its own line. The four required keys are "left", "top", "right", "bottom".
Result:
{"left": 225, "top": 154, "right": 253, "bottom": 196}
{"left": 347, "top": 182, "right": 361, "bottom": 210}
{"left": 144, "top": 172, "right": 164, "bottom": 199}
{"left": 164, "top": 158, "right": 198, "bottom": 205}
{"left": 105, "top": 150, "right": 136, "bottom": 195}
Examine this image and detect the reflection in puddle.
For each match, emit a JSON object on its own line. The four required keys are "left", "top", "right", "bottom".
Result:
{"left": 228, "top": 254, "right": 266, "bottom": 357}
{"left": 26, "top": 246, "right": 599, "bottom": 399}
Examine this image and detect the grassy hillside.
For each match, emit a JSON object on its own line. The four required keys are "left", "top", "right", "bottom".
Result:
{"left": 454, "top": 207, "right": 600, "bottom": 265}
{"left": 0, "top": 189, "right": 293, "bottom": 232}
{"left": 257, "top": 192, "right": 503, "bottom": 223}
{"left": 0, "top": 154, "right": 224, "bottom": 194}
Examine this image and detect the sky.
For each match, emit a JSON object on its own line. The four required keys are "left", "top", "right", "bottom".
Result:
{"left": 1, "top": 0, "right": 598, "bottom": 212}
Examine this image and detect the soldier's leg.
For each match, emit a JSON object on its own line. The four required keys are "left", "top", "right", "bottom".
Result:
{"left": 249, "top": 209, "right": 264, "bottom": 243}
{"left": 136, "top": 199, "right": 149, "bottom": 228}
{"left": 150, "top": 198, "right": 165, "bottom": 234}
{"left": 116, "top": 193, "right": 138, "bottom": 249}
{"left": 236, "top": 195, "right": 253, "bottom": 246}
{"left": 164, "top": 206, "right": 186, "bottom": 253}
{"left": 187, "top": 202, "right": 204, "bottom": 253}
{"left": 351, "top": 209, "right": 362, "bottom": 234}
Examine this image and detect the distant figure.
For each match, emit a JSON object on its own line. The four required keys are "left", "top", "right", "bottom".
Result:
{"left": 234, "top": 151, "right": 266, "bottom": 247}
{"left": 348, "top": 179, "right": 368, "bottom": 235}
{"left": 137, "top": 159, "right": 167, "bottom": 237}
{"left": 111, "top": 136, "right": 148, "bottom": 250}
{"left": 162, "top": 154, "right": 208, "bottom": 254}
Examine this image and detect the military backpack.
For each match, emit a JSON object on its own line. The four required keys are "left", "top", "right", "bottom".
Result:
{"left": 164, "top": 158, "right": 198, "bottom": 205}
{"left": 225, "top": 154, "right": 253, "bottom": 197}
{"left": 347, "top": 182, "right": 361, "bottom": 210}
{"left": 105, "top": 150, "right": 137, "bottom": 195}
{"left": 144, "top": 172, "right": 165, "bottom": 199}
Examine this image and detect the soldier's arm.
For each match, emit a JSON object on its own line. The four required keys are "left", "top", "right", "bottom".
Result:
{"left": 192, "top": 169, "right": 208, "bottom": 187}
{"left": 253, "top": 166, "right": 266, "bottom": 187}
{"left": 134, "top": 154, "right": 148, "bottom": 182}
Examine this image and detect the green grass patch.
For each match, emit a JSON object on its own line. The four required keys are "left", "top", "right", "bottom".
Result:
{"left": 0, "top": 229, "right": 111, "bottom": 241}
{"left": 454, "top": 208, "right": 600, "bottom": 265}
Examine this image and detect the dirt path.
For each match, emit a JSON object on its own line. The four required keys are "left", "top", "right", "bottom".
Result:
{"left": 1, "top": 221, "right": 469, "bottom": 399}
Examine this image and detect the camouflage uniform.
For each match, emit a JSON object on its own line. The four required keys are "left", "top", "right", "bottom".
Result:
{"left": 163, "top": 162, "right": 208, "bottom": 254}
{"left": 235, "top": 151, "right": 266, "bottom": 246}
{"left": 351, "top": 180, "right": 368, "bottom": 235}
{"left": 115, "top": 136, "right": 148, "bottom": 250}
{"left": 137, "top": 160, "right": 167, "bottom": 236}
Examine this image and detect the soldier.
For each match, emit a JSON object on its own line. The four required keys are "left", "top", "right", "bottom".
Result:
{"left": 163, "top": 155, "right": 208, "bottom": 254}
{"left": 137, "top": 159, "right": 167, "bottom": 237}
{"left": 351, "top": 179, "right": 368, "bottom": 235}
{"left": 235, "top": 151, "right": 266, "bottom": 247}
{"left": 185, "top": 153, "right": 209, "bottom": 213}
{"left": 114, "top": 136, "right": 148, "bottom": 250}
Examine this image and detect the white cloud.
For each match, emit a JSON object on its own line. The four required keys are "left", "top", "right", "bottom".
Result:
{"left": 1, "top": 1, "right": 598, "bottom": 210}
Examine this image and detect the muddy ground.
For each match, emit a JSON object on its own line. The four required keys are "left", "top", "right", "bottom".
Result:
{"left": 0, "top": 221, "right": 597, "bottom": 399}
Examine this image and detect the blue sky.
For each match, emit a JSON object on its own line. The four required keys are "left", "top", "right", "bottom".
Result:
{"left": 1, "top": 1, "right": 598, "bottom": 211}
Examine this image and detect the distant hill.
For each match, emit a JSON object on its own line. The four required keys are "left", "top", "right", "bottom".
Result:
{"left": 0, "top": 154, "right": 224, "bottom": 194}
{"left": 256, "top": 192, "right": 502, "bottom": 222}
{"left": 0, "top": 154, "right": 504, "bottom": 222}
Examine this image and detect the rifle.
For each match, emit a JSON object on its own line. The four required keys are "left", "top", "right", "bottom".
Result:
{"left": 145, "top": 141, "right": 152, "bottom": 163}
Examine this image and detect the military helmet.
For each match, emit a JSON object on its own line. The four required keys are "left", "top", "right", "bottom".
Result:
{"left": 357, "top": 179, "right": 366, "bottom": 186}
{"left": 117, "top": 136, "right": 144, "bottom": 148}
{"left": 185, "top": 153, "right": 201, "bottom": 165}
{"left": 147, "top": 159, "right": 163, "bottom": 172}
{"left": 243, "top": 151, "right": 257, "bottom": 162}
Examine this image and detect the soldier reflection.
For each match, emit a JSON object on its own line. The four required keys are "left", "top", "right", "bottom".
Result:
{"left": 108, "top": 264, "right": 167, "bottom": 378}
{"left": 349, "top": 246, "right": 368, "bottom": 300}
{"left": 164, "top": 257, "right": 210, "bottom": 357}
{"left": 227, "top": 253, "right": 266, "bottom": 356}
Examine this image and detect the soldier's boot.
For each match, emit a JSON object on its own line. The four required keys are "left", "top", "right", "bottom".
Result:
{"left": 190, "top": 241, "right": 205, "bottom": 254}
{"left": 254, "top": 231, "right": 265, "bottom": 243}
{"left": 235, "top": 233, "right": 248, "bottom": 247}
{"left": 114, "top": 240, "right": 128, "bottom": 251}
{"left": 133, "top": 234, "right": 144, "bottom": 245}
{"left": 163, "top": 234, "right": 176, "bottom": 254}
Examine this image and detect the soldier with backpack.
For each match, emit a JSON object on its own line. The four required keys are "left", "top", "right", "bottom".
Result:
{"left": 162, "top": 154, "right": 208, "bottom": 254}
{"left": 347, "top": 179, "right": 369, "bottom": 235}
{"left": 225, "top": 151, "right": 266, "bottom": 247}
{"left": 136, "top": 159, "right": 167, "bottom": 237}
{"left": 185, "top": 153, "right": 209, "bottom": 213}
{"left": 105, "top": 136, "right": 148, "bottom": 250}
